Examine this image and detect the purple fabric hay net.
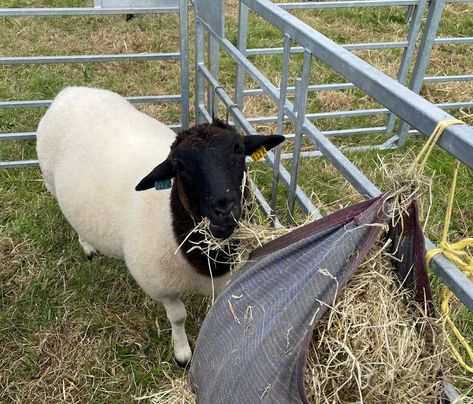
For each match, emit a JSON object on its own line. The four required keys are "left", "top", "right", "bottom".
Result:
{"left": 189, "top": 196, "right": 433, "bottom": 403}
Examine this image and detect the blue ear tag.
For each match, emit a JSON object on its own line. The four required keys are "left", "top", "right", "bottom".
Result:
{"left": 154, "top": 179, "right": 172, "bottom": 190}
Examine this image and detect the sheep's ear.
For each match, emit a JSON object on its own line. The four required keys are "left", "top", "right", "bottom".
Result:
{"left": 243, "top": 135, "right": 285, "bottom": 156}
{"left": 135, "top": 159, "right": 174, "bottom": 191}
{"left": 212, "top": 117, "right": 234, "bottom": 130}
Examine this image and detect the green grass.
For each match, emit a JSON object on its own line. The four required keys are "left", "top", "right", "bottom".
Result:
{"left": 1, "top": 0, "right": 473, "bottom": 401}
{"left": 0, "top": 169, "right": 207, "bottom": 401}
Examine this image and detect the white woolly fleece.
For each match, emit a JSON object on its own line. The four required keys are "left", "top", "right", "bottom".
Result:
{"left": 36, "top": 87, "right": 229, "bottom": 300}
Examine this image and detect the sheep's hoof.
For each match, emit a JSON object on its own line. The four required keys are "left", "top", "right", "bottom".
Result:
{"left": 174, "top": 346, "right": 192, "bottom": 368}
{"left": 175, "top": 356, "right": 191, "bottom": 368}
{"left": 79, "top": 236, "right": 97, "bottom": 260}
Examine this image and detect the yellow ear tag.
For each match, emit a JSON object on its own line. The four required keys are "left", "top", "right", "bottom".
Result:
{"left": 251, "top": 146, "right": 267, "bottom": 161}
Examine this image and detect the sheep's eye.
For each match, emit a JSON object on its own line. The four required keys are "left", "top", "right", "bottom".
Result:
{"left": 234, "top": 144, "right": 244, "bottom": 155}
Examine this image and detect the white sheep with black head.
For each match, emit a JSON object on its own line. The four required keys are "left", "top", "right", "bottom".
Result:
{"left": 36, "top": 86, "right": 284, "bottom": 364}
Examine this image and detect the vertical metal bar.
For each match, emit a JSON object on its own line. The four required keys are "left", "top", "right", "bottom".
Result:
{"left": 288, "top": 50, "right": 312, "bottom": 217}
{"left": 207, "top": 36, "right": 220, "bottom": 119}
{"left": 179, "top": 0, "right": 189, "bottom": 129}
{"left": 248, "top": 177, "right": 282, "bottom": 228}
{"left": 270, "top": 34, "right": 291, "bottom": 212}
{"left": 195, "top": 19, "right": 206, "bottom": 124}
{"left": 385, "top": 0, "right": 427, "bottom": 136}
{"left": 397, "top": 0, "right": 446, "bottom": 146}
{"left": 194, "top": 0, "right": 224, "bottom": 119}
{"left": 235, "top": 2, "right": 249, "bottom": 110}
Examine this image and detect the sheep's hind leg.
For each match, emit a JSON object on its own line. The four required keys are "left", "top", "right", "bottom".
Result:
{"left": 160, "top": 295, "right": 192, "bottom": 366}
{"left": 78, "top": 236, "right": 97, "bottom": 260}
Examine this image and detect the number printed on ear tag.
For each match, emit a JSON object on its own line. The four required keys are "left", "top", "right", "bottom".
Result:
{"left": 155, "top": 179, "right": 172, "bottom": 190}
{"left": 251, "top": 146, "right": 267, "bottom": 161}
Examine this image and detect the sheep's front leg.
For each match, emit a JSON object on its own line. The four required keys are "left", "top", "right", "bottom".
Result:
{"left": 160, "top": 295, "right": 192, "bottom": 366}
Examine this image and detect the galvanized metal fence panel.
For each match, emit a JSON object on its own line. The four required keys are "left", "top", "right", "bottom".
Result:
{"left": 237, "top": 0, "right": 429, "bottom": 152}
{"left": 397, "top": 0, "right": 473, "bottom": 145}
{"left": 0, "top": 0, "right": 189, "bottom": 169}
{"left": 239, "top": 0, "right": 472, "bottom": 151}
{"left": 194, "top": 0, "right": 473, "bottom": 314}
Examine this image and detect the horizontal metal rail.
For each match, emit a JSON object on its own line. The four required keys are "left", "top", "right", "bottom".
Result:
{"left": 0, "top": 132, "right": 36, "bottom": 141}
{"left": 245, "top": 41, "right": 408, "bottom": 56}
{"left": 0, "top": 124, "right": 183, "bottom": 143}
{"left": 0, "top": 160, "right": 38, "bottom": 169}
{"left": 434, "top": 37, "right": 473, "bottom": 45}
{"left": 0, "top": 95, "right": 182, "bottom": 109}
{"left": 277, "top": 0, "right": 419, "bottom": 9}
{"left": 246, "top": 102, "right": 471, "bottom": 124}
{"left": 322, "top": 126, "right": 388, "bottom": 136}
{"left": 243, "top": 76, "right": 473, "bottom": 97}
{"left": 248, "top": 108, "right": 388, "bottom": 123}
{"left": 235, "top": 126, "right": 416, "bottom": 140}
{"left": 424, "top": 74, "right": 473, "bottom": 83}
{"left": 0, "top": 7, "right": 179, "bottom": 16}
{"left": 243, "top": 82, "right": 355, "bottom": 96}
{"left": 279, "top": 143, "right": 390, "bottom": 159}
{"left": 436, "top": 101, "right": 473, "bottom": 109}
{"left": 280, "top": 127, "right": 390, "bottom": 138}
{"left": 0, "top": 53, "right": 180, "bottom": 65}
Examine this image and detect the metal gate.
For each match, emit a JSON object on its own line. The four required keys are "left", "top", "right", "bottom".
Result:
{"left": 235, "top": 0, "right": 472, "bottom": 153}
{"left": 1, "top": 0, "right": 472, "bottom": 397}
{"left": 0, "top": 0, "right": 189, "bottom": 169}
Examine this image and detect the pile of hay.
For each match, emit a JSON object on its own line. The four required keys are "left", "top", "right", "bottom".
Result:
{"left": 305, "top": 247, "right": 443, "bottom": 403}
{"left": 165, "top": 232, "right": 443, "bottom": 402}
{"left": 154, "top": 244, "right": 443, "bottom": 403}
{"left": 163, "top": 162, "right": 444, "bottom": 402}
{"left": 136, "top": 371, "right": 195, "bottom": 404}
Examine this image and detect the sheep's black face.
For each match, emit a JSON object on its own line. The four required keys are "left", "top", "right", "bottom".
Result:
{"left": 136, "top": 120, "right": 285, "bottom": 239}
{"left": 172, "top": 127, "right": 249, "bottom": 239}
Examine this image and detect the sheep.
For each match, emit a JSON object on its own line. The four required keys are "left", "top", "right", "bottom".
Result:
{"left": 36, "top": 86, "right": 284, "bottom": 365}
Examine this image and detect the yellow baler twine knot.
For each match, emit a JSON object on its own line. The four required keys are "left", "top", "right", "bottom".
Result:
{"left": 417, "top": 119, "right": 473, "bottom": 373}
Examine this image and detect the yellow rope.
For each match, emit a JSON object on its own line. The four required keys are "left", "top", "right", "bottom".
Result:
{"left": 406, "top": 119, "right": 463, "bottom": 176}
{"left": 415, "top": 119, "right": 473, "bottom": 373}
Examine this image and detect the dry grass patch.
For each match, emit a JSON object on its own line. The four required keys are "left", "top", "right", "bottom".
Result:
{"left": 0, "top": 236, "right": 43, "bottom": 303}
{"left": 422, "top": 81, "right": 473, "bottom": 105}
{"left": 317, "top": 90, "right": 358, "bottom": 112}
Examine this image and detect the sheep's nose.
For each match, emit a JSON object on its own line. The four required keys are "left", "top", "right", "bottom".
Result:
{"left": 212, "top": 199, "right": 237, "bottom": 219}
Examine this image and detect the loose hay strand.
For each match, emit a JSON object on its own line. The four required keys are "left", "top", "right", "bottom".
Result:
{"left": 135, "top": 371, "right": 194, "bottom": 404}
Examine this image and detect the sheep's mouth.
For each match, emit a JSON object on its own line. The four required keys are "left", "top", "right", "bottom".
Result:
{"left": 209, "top": 223, "right": 236, "bottom": 239}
